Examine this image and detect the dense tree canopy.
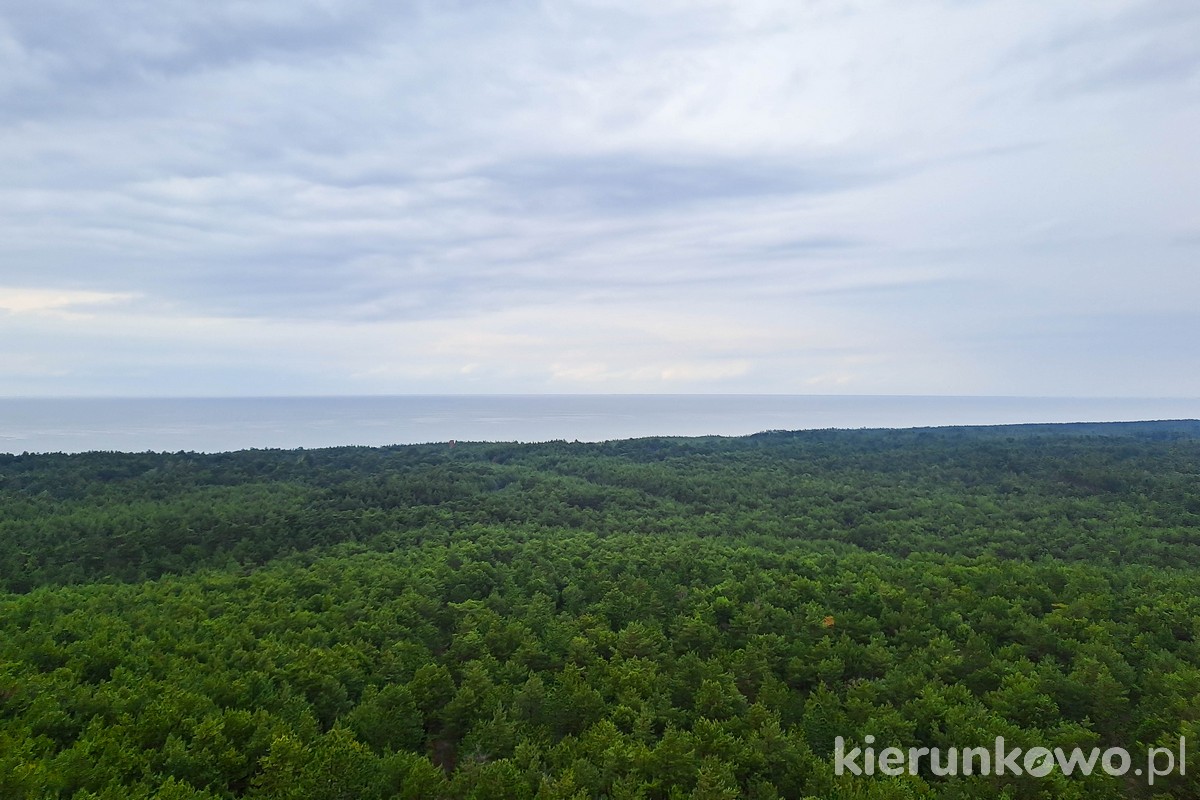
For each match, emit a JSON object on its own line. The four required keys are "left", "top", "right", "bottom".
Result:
{"left": 2, "top": 421, "right": 1199, "bottom": 797}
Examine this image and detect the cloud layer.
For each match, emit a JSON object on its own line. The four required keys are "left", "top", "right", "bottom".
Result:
{"left": 1, "top": 0, "right": 1197, "bottom": 396}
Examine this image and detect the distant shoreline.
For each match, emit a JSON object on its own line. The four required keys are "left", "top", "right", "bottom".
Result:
{"left": 2, "top": 395, "right": 1198, "bottom": 455}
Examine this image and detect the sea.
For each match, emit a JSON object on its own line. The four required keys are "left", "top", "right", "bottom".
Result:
{"left": 0, "top": 395, "right": 1197, "bottom": 455}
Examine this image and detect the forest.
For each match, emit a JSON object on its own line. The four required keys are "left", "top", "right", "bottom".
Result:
{"left": 2, "top": 420, "right": 1200, "bottom": 799}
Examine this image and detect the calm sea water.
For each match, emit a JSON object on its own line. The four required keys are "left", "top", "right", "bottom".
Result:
{"left": 0, "top": 395, "right": 1197, "bottom": 454}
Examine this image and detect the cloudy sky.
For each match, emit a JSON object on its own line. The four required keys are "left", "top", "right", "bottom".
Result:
{"left": 1, "top": 0, "right": 1197, "bottom": 397}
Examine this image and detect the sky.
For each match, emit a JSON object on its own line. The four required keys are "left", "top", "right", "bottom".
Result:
{"left": 1, "top": 0, "right": 1197, "bottom": 397}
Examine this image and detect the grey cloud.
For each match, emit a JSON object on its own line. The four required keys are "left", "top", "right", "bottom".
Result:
{"left": 1058, "top": 47, "right": 1200, "bottom": 95}
{"left": 480, "top": 154, "right": 888, "bottom": 215}
{"left": 5, "top": 138, "right": 896, "bottom": 324}
{"left": 995, "top": 0, "right": 1200, "bottom": 97}
{"left": 1001, "top": 0, "right": 1196, "bottom": 60}
{"left": 0, "top": 0, "right": 526, "bottom": 138}
{"left": 2, "top": 1, "right": 392, "bottom": 83}
{"left": 753, "top": 236, "right": 868, "bottom": 259}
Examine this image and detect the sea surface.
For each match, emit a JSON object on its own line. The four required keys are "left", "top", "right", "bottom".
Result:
{"left": 0, "top": 395, "right": 1197, "bottom": 454}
